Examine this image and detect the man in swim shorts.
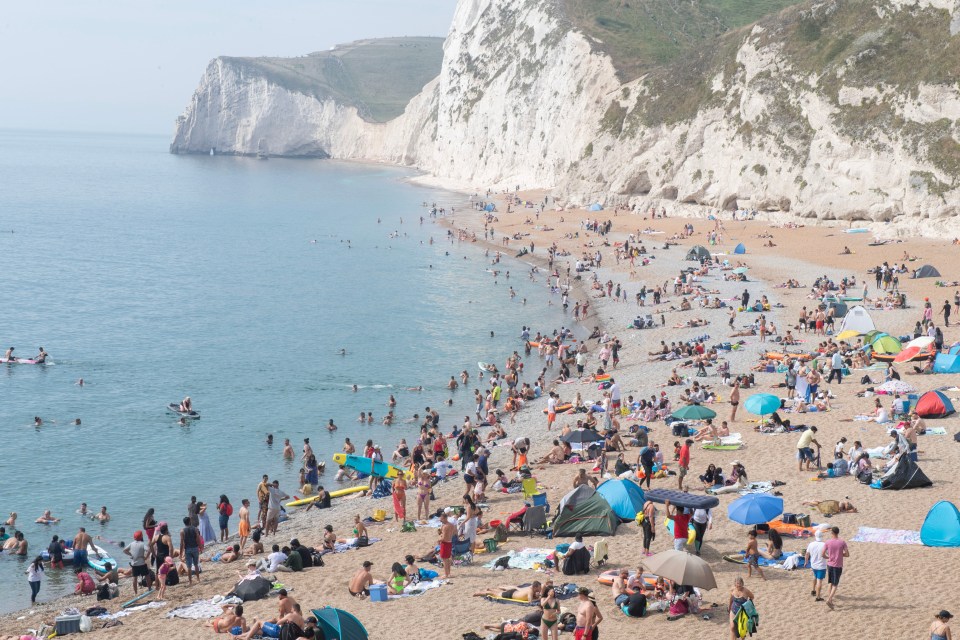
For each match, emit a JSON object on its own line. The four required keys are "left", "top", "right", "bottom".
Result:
{"left": 348, "top": 561, "right": 375, "bottom": 597}
{"left": 574, "top": 587, "right": 603, "bottom": 640}
{"left": 823, "top": 526, "right": 849, "bottom": 609}
{"left": 438, "top": 512, "right": 456, "bottom": 578}
{"left": 72, "top": 527, "right": 92, "bottom": 570}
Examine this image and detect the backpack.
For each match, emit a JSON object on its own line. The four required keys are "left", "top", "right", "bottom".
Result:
{"left": 356, "top": 535, "right": 370, "bottom": 548}
{"left": 310, "top": 550, "right": 325, "bottom": 567}
{"left": 493, "top": 556, "right": 511, "bottom": 569}
{"left": 225, "top": 503, "right": 234, "bottom": 517}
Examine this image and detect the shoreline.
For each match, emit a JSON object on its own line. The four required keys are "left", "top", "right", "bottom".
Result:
{"left": 4, "top": 184, "right": 960, "bottom": 638}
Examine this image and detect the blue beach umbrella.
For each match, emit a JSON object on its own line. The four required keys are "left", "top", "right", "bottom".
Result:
{"left": 671, "top": 405, "right": 717, "bottom": 421}
{"left": 743, "top": 393, "right": 781, "bottom": 416}
{"left": 727, "top": 494, "right": 784, "bottom": 525}
{"left": 311, "top": 607, "right": 368, "bottom": 640}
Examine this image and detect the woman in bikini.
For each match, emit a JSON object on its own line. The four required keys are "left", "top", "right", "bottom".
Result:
{"left": 540, "top": 582, "right": 560, "bottom": 640}
{"left": 212, "top": 604, "right": 246, "bottom": 634}
{"left": 416, "top": 469, "right": 432, "bottom": 521}
{"left": 392, "top": 474, "right": 407, "bottom": 522}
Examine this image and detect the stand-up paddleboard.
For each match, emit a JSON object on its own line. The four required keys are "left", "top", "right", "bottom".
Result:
{"left": 332, "top": 453, "right": 412, "bottom": 480}
{"left": 121, "top": 589, "right": 155, "bottom": 609}
{"left": 0, "top": 358, "right": 51, "bottom": 365}
{"left": 166, "top": 403, "right": 200, "bottom": 419}
{"left": 86, "top": 544, "right": 116, "bottom": 574}
{"left": 286, "top": 485, "right": 368, "bottom": 507}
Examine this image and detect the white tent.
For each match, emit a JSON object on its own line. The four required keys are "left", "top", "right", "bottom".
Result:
{"left": 837, "top": 305, "right": 875, "bottom": 335}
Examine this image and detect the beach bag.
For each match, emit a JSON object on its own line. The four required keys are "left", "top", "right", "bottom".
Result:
{"left": 494, "top": 524, "right": 509, "bottom": 543}
{"left": 310, "top": 551, "right": 325, "bottom": 567}
{"left": 781, "top": 513, "right": 798, "bottom": 525}
{"left": 356, "top": 535, "right": 370, "bottom": 547}
{"left": 797, "top": 514, "right": 811, "bottom": 527}
{"left": 493, "top": 556, "right": 511, "bottom": 569}
{"left": 372, "top": 509, "right": 387, "bottom": 522}
{"left": 817, "top": 500, "right": 840, "bottom": 516}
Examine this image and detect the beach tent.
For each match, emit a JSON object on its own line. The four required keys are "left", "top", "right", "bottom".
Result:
{"left": 915, "top": 390, "right": 955, "bottom": 418}
{"left": 949, "top": 344, "right": 960, "bottom": 355}
{"left": 878, "top": 455, "right": 932, "bottom": 490}
{"left": 733, "top": 243, "right": 746, "bottom": 254}
{"left": 920, "top": 501, "right": 960, "bottom": 547}
{"left": 596, "top": 479, "right": 645, "bottom": 521}
{"left": 311, "top": 607, "right": 368, "bottom": 640}
{"left": 863, "top": 330, "right": 884, "bottom": 345}
{"left": 871, "top": 334, "right": 902, "bottom": 355}
{"left": 934, "top": 353, "right": 960, "bottom": 374}
{"left": 483, "top": 203, "right": 496, "bottom": 212}
{"left": 820, "top": 295, "right": 848, "bottom": 318}
{"left": 913, "top": 264, "right": 941, "bottom": 278}
{"left": 552, "top": 485, "right": 619, "bottom": 537}
{"left": 837, "top": 306, "right": 875, "bottom": 335}
{"left": 685, "top": 245, "right": 711, "bottom": 261}
{"left": 589, "top": 203, "right": 604, "bottom": 211}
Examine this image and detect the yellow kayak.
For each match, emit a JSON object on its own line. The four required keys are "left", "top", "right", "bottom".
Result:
{"left": 286, "top": 485, "right": 368, "bottom": 507}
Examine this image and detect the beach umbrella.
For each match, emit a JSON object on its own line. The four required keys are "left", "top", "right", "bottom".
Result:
{"left": 727, "top": 494, "right": 784, "bottom": 526}
{"left": 876, "top": 380, "right": 916, "bottom": 394}
{"left": 671, "top": 405, "right": 717, "bottom": 421}
{"left": 642, "top": 549, "right": 717, "bottom": 590}
{"left": 906, "top": 336, "right": 935, "bottom": 350}
{"left": 893, "top": 346, "right": 924, "bottom": 363}
{"left": 743, "top": 393, "right": 781, "bottom": 416}
{"left": 228, "top": 576, "right": 272, "bottom": 601}
{"left": 562, "top": 429, "right": 604, "bottom": 445}
{"left": 312, "top": 607, "right": 369, "bottom": 640}
{"left": 836, "top": 329, "right": 862, "bottom": 341}
{"left": 732, "top": 267, "right": 749, "bottom": 275}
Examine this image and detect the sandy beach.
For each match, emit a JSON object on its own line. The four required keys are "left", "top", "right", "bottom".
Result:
{"left": 4, "top": 194, "right": 960, "bottom": 640}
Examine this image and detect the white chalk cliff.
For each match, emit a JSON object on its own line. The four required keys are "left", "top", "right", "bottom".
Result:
{"left": 171, "top": 0, "right": 960, "bottom": 225}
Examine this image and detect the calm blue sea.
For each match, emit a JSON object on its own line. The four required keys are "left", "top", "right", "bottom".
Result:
{"left": 0, "top": 130, "right": 568, "bottom": 611}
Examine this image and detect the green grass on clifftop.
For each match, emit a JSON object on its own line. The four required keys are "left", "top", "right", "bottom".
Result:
{"left": 224, "top": 37, "right": 444, "bottom": 123}
{"left": 561, "top": 0, "right": 802, "bottom": 80}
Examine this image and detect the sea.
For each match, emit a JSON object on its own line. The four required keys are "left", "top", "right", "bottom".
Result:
{"left": 0, "top": 130, "right": 570, "bottom": 612}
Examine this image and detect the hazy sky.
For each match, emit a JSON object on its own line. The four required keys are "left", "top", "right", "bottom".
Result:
{"left": 0, "top": 1, "right": 456, "bottom": 135}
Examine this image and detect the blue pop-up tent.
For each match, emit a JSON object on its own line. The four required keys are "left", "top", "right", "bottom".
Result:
{"left": 733, "top": 243, "right": 746, "bottom": 254}
{"left": 589, "top": 203, "right": 603, "bottom": 211}
{"left": 311, "top": 607, "right": 368, "bottom": 640}
{"left": 596, "top": 478, "right": 645, "bottom": 520}
{"left": 921, "top": 501, "right": 960, "bottom": 547}
{"left": 483, "top": 203, "right": 496, "bottom": 212}
{"left": 934, "top": 353, "right": 960, "bottom": 373}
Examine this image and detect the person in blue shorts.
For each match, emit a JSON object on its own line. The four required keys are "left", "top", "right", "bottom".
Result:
{"left": 804, "top": 528, "right": 828, "bottom": 601}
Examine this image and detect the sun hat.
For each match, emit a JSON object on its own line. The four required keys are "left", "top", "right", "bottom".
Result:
{"left": 938, "top": 610, "right": 954, "bottom": 619}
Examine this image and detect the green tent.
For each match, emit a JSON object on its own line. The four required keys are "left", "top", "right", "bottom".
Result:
{"left": 552, "top": 485, "right": 619, "bottom": 537}
{"left": 872, "top": 334, "right": 902, "bottom": 355}
{"left": 863, "top": 330, "right": 884, "bottom": 344}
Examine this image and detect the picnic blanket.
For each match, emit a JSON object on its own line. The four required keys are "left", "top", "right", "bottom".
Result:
{"left": 924, "top": 427, "right": 947, "bottom": 436}
{"left": 483, "top": 548, "right": 554, "bottom": 570}
{"left": 850, "top": 527, "right": 922, "bottom": 545}
{"left": 388, "top": 579, "right": 446, "bottom": 599}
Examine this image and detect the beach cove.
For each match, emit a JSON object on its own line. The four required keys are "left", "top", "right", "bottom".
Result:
{"left": 3, "top": 144, "right": 960, "bottom": 639}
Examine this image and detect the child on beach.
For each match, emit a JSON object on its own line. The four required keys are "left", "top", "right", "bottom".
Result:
{"left": 157, "top": 557, "right": 173, "bottom": 599}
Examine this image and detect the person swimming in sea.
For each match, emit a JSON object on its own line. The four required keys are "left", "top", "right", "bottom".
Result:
{"left": 35, "top": 347, "right": 48, "bottom": 363}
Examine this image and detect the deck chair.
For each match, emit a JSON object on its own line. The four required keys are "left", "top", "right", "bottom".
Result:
{"left": 521, "top": 477, "right": 538, "bottom": 500}
{"left": 506, "top": 506, "right": 528, "bottom": 532}
{"left": 520, "top": 505, "right": 547, "bottom": 534}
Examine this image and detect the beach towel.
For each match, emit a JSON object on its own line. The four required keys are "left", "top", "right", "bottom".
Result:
{"left": 738, "top": 482, "right": 774, "bottom": 495}
{"left": 97, "top": 601, "right": 166, "bottom": 620}
{"left": 850, "top": 527, "right": 922, "bottom": 545}
{"left": 482, "top": 548, "right": 554, "bottom": 570}
{"left": 387, "top": 579, "right": 446, "bottom": 599}
{"left": 329, "top": 537, "right": 382, "bottom": 554}
{"left": 165, "top": 600, "right": 226, "bottom": 620}
{"left": 722, "top": 551, "right": 805, "bottom": 568}
{"left": 923, "top": 427, "right": 947, "bottom": 436}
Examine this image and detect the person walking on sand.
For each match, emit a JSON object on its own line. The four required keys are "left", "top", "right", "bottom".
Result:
{"left": 677, "top": 439, "right": 692, "bottom": 490}
{"left": 804, "top": 528, "right": 827, "bottom": 601}
{"left": 931, "top": 610, "right": 953, "bottom": 640}
{"left": 823, "top": 526, "right": 849, "bottom": 609}
{"left": 728, "top": 576, "right": 754, "bottom": 640}
{"left": 256, "top": 475, "right": 270, "bottom": 529}
{"left": 438, "top": 512, "right": 456, "bottom": 579}
{"left": 942, "top": 300, "right": 952, "bottom": 327}
{"left": 743, "top": 530, "right": 766, "bottom": 580}
{"left": 238, "top": 499, "right": 251, "bottom": 551}
{"left": 729, "top": 379, "right": 740, "bottom": 422}
{"left": 665, "top": 500, "right": 691, "bottom": 552}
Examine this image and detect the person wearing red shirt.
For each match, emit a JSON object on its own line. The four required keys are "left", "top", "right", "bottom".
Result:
{"left": 665, "top": 500, "right": 692, "bottom": 551}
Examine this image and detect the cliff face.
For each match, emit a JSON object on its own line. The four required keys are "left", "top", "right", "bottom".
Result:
{"left": 171, "top": 0, "right": 960, "bottom": 224}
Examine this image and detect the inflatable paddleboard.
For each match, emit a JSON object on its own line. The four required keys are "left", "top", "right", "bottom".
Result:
{"left": 86, "top": 544, "right": 116, "bottom": 574}
{"left": 597, "top": 570, "right": 657, "bottom": 588}
{"left": 286, "top": 485, "right": 368, "bottom": 507}
{"left": 644, "top": 489, "right": 719, "bottom": 510}
{"left": 121, "top": 589, "right": 155, "bottom": 609}
{"left": 0, "top": 358, "right": 46, "bottom": 364}
{"left": 478, "top": 361, "right": 496, "bottom": 372}
{"left": 332, "top": 453, "right": 412, "bottom": 480}
{"left": 166, "top": 403, "right": 200, "bottom": 419}
{"left": 40, "top": 548, "right": 75, "bottom": 562}
{"left": 702, "top": 443, "right": 744, "bottom": 451}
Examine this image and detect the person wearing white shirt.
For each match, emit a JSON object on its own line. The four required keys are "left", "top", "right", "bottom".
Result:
{"left": 259, "top": 544, "right": 288, "bottom": 573}
{"left": 804, "top": 529, "right": 828, "bottom": 601}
